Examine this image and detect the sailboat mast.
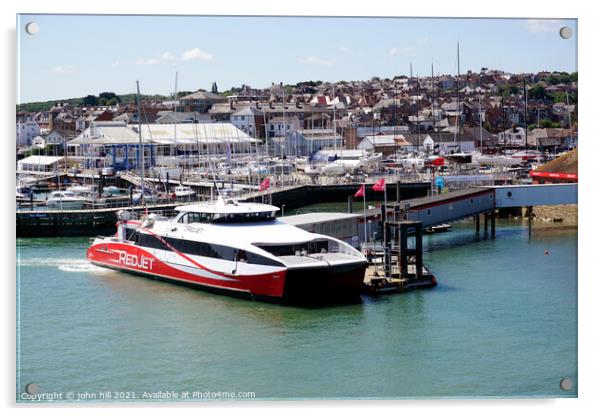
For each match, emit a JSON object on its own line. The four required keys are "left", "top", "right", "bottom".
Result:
{"left": 332, "top": 85, "right": 336, "bottom": 153}
{"left": 136, "top": 80, "right": 144, "bottom": 182}
{"left": 478, "top": 94, "right": 483, "bottom": 153}
{"left": 173, "top": 72, "right": 178, "bottom": 157}
{"left": 454, "top": 42, "right": 460, "bottom": 149}
{"left": 566, "top": 89, "right": 573, "bottom": 148}
{"left": 431, "top": 62, "right": 435, "bottom": 133}
{"left": 523, "top": 76, "right": 529, "bottom": 149}
{"left": 281, "top": 82, "right": 285, "bottom": 159}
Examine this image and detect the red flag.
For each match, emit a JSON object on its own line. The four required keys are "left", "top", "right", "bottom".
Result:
{"left": 371, "top": 179, "right": 385, "bottom": 192}
{"left": 354, "top": 184, "right": 365, "bottom": 198}
{"left": 259, "top": 177, "right": 270, "bottom": 192}
{"left": 432, "top": 157, "right": 445, "bottom": 166}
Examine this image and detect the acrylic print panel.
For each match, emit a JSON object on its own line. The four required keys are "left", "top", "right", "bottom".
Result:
{"left": 16, "top": 14, "right": 578, "bottom": 402}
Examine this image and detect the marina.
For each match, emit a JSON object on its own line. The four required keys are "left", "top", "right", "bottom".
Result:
{"left": 14, "top": 12, "right": 579, "bottom": 402}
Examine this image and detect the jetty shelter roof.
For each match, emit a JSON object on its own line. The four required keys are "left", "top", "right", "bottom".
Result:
{"left": 18, "top": 155, "right": 64, "bottom": 165}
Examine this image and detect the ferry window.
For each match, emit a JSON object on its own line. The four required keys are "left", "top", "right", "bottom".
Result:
{"left": 178, "top": 212, "right": 210, "bottom": 224}
{"left": 138, "top": 233, "right": 164, "bottom": 249}
{"left": 427, "top": 209, "right": 432, "bottom": 216}
{"left": 125, "top": 228, "right": 138, "bottom": 241}
{"left": 244, "top": 251, "right": 284, "bottom": 267}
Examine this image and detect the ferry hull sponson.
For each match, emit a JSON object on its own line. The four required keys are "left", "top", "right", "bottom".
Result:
{"left": 87, "top": 241, "right": 367, "bottom": 304}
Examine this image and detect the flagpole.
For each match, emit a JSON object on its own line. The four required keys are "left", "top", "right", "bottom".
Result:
{"left": 363, "top": 183, "right": 367, "bottom": 249}
{"left": 384, "top": 179, "right": 387, "bottom": 215}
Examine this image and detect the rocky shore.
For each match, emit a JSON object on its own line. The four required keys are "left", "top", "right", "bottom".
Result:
{"left": 529, "top": 204, "right": 578, "bottom": 226}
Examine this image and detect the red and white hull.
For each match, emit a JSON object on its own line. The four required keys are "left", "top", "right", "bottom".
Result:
{"left": 87, "top": 240, "right": 366, "bottom": 303}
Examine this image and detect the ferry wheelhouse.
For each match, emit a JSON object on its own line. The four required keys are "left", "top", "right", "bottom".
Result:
{"left": 87, "top": 198, "right": 367, "bottom": 303}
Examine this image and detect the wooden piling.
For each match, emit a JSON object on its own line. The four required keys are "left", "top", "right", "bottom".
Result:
{"left": 399, "top": 223, "right": 408, "bottom": 279}
{"left": 484, "top": 212, "right": 488, "bottom": 236}
{"left": 415, "top": 225, "right": 423, "bottom": 280}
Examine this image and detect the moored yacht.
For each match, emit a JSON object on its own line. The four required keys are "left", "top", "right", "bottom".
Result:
{"left": 87, "top": 197, "right": 367, "bottom": 303}
{"left": 46, "top": 190, "right": 87, "bottom": 209}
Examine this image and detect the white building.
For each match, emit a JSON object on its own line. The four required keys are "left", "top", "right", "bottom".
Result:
{"left": 498, "top": 127, "right": 526, "bottom": 147}
{"left": 267, "top": 116, "right": 301, "bottom": 138}
{"left": 17, "top": 155, "right": 64, "bottom": 174}
{"left": 357, "top": 135, "right": 411, "bottom": 155}
{"left": 67, "top": 121, "right": 259, "bottom": 170}
{"left": 230, "top": 107, "right": 263, "bottom": 137}
{"left": 16, "top": 121, "right": 40, "bottom": 147}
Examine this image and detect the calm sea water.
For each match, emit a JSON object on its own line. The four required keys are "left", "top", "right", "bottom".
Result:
{"left": 16, "top": 219, "right": 577, "bottom": 401}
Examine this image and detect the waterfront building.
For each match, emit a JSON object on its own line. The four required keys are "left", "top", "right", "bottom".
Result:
{"left": 155, "top": 111, "right": 211, "bottom": 124}
{"left": 272, "top": 129, "right": 343, "bottom": 157}
{"left": 230, "top": 106, "right": 265, "bottom": 138}
{"left": 67, "top": 121, "right": 259, "bottom": 170}
{"left": 178, "top": 90, "right": 228, "bottom": 113}
{"left": 357, "top": 134, "right": 412, "bottom": 156}
{"left": 498, "top": 127, "right": 527, "bottom": 147}
{"left": 16, "top": 120, "right": 41, "bottom": 147}
{"left": 17, "top": 155, "right": 65, "bottom": 174}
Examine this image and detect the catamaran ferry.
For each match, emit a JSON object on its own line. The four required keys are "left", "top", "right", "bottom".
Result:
{"left": 87, "top": 197, "right": 367, "bottom": 303}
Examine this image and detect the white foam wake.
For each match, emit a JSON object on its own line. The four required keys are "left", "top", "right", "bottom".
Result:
{"left": 17, "top": 257, "right": 111, "bottom": 274}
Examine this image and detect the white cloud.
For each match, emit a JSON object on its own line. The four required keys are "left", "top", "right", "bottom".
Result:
{"left": 298, "top": 56, "right": 335, "bottom": 66}
{"left": 182, "top": 48, "right": 213, "bottom": 61}
{"left": 339, "top": 46, "right": 349, "bottom": 52}
{"left": 526, "top": 19, "right": 563, "bottom": 33}
{"left": 136, "top": 58, "right": 161, "bottom": 65}
{"left": 136, "top": 48, "right": 213, "bottom": 65}
{"left": 389, "top": 46, "right": 416, "bottom": 56}
{"left": 160, "top": 52, "right": 176, "bottom": 61}
{"left": 51, "top": 65, "right": 75, "bottom": 75}
{"left": 111, "top": 61, "right": 120, "bottom": 67}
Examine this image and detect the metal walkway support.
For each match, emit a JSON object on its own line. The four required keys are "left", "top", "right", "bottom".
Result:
{"left": 383, "top": 220, "right": 424, "bottom": 280}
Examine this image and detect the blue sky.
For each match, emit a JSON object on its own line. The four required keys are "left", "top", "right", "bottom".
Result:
{"left": 17, "top": 14, "right": 577, "bottom": 103}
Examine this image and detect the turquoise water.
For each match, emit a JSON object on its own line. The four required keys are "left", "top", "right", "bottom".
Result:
{"left": 16, "top": 221, "right": 577, "bottom": 401}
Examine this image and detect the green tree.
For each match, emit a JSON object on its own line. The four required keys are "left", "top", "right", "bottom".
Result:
{"left": 529, "top": 84, "right": 547, "bottom": 100}
{"left": 539, "top": 119, "right": 561, "bottom": 128}
{"left": 82, "top": 95, "right": 98, "bottom": 106}
{"left": 501, "top": 84, "right": 519, "bottom": 97}
{"left": 98, "top": 91, "right": 120, "bottom": 102}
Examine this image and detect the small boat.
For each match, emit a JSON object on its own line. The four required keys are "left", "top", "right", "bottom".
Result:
{"left": 303, "top": 165, "right": 321, "bottom": 176}
{"left": 320, "top": 162, "right": 346, "bottom": 176}
{"left": 132, "top": 189, "right": 161, "bottom": 204}
{"left": 102, "top": 186, "right": 129, "bottom": 198}
{"left": 174, "top": 185, "right": 196, "bottom": 199}
{"left": 66, "top": 183, "right": 98, "bottom": 197}
{"left": 16, "top": 185, "right": 35, "bottom": 202}
{"left": 424, "top": 224, "right": 452, "bottom": 234}
{"left": 46, "top": 191, "right": 87, "bottom": 209}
